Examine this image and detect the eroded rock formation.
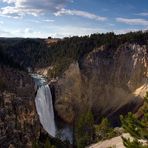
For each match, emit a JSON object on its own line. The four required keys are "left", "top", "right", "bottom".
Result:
{"left": 54, "top": 44, "right": 148, "bottom": 124}
{"left": 0, "top": 66, "right": 40, "bottom": 147}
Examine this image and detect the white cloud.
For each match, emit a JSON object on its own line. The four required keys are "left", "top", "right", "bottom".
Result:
{"left": 43, "top": 19, "right": 55, "bottom": 22}
{"left": 0, "top": 26, "right": 107, "bottom": 38}
{"left": 2, "top": 0, "right": 16, "bottom": 4}
{"left": 54, "top": 8, "right": 107, "bottom": 21}
{"left": 0, "top": 0, "right": 72, "bottom": 18}
{"left": 137, "top": 12, "right": 148, "bottom": 16}
{"left": 24, "top": 28, "right": 33, "bottom": 34}
{"left": 46, "top": 26, "right": 110, "bottom": 38}
{"left": 0, "top": 0, "right": 107, "bottom": 22}
{"left": 113, "top": 28, "right": 140, "bottom": 34}
{"left": 0, "top": 20, "right": 4, "bottom": 24}
{"left": 0, "top": 6, "right": 43, "bottom": 18}
{"left": 44, "top": 26, "right": 147, "bottom": 38}
{"left": 0, "top": 29, "right": 12, "bottom": 36}
{"left": 116, "top": 17, "right": 148, "bottom": 26}
{"left": 11, "top": 28, "right": 45, "bottom": 38}
{"left": 1, "top": 25, "right": 146, "bottom": 38}
{"left": 29, "top": 19, "right": 55, "bottom": 23}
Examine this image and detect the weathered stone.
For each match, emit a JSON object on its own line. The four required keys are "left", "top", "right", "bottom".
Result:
{"left": 0, "top": 66, "right": 40, "bottom": 147}
{"left": 54, "top": 44, "right": 148, "bottom": 124}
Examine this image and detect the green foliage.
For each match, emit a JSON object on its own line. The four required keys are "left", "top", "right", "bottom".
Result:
{"left": 1, "top": 31, "right": 148, "bottom": 75}
{"left": 32, "top": 140, "right": 40, "bottom": 148}
{"left": 120, "top": 113, "right": 146, "bottom": 140}
{"left": 43, "top": 135, "right": 69, "bottom": 148}
{"left": 122, "top": 137, "right": 147, "bottom": 148}
{"left": 75, "top": 115, "right": 119, "bottom": 147}
{"left": 32, "top": 138, "right": 56, "bottom": 148}
{"left": 48, "top": 58, "right": 72, "bottom": 78}
{"left": 75, "top": 110, "right": 94, "bottom": 148}
{"left": 120, "top": 108, "right": 148, "bottom": 139}
{"left": 44, "top": 138, "right": 56, "bottom": 148}
{"left": 120, "top": 93, "right": 148, "bottom": 148}
{"left": 94, "top": 118, "right": 117, "bottom": 141}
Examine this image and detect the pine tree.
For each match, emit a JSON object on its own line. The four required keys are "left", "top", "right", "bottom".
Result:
{"left": 75, "top": 110, "right": 94, "bottom": 148}
{"left": 120, "top": 92, "right": 148, "bottom": 148}
{"left": 122, "top": 137, "right": 147, "bottom": 148}
{"left": 95, "top": 118, "right": 116, "bottom": 141}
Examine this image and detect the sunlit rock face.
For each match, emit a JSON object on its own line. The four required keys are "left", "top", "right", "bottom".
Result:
{"left": 54, "top": 62, "right": 82, "bottom": 123}
{"left": 55, "top": 44, "right": 148, "bottom": 123}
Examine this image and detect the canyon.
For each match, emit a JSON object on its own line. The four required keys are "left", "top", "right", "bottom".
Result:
{"left": 0, "top": 32, "right": 148, "bottom": 147}
{"left": 54, "top": 44, "right": 148, "bottom": 124}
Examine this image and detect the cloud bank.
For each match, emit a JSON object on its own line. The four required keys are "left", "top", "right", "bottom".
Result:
{"left": 0, "top": 0, "right": 71, "bottom": 18}
{"left": 54, "top": 8, "right": 107, "bottom": 21}
{"left": 137, "top": 12, "right": 148, "bottom": 16}
{"left": 116, "top": 17, "right": 148, "bottom": 26}
{"left": 0, "top": 0, "right": 107, "bottom": 21}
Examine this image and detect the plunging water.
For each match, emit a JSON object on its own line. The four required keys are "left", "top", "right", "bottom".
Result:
{"left": 32, "top": 74, "right": 56, "bottom": 137}
{"left": 31, "top": 74, "right": 73, "bottom": 143}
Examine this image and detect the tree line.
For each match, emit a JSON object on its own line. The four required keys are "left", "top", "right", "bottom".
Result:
{"left": 0, "top": 31, "right": 148, "bottom": 75}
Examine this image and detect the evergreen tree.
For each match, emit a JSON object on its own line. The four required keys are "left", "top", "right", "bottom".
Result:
{"left": 95, "top": 118, "right": 117, "bottom": 141}
{"left": 120, "top": 92, "right": 148, "bottom": 148}
{"left": 122, "top": 137, "right": 147, "bottom": 148}
{"left": 75, "top": 110, "right": 94, "bottom": 148}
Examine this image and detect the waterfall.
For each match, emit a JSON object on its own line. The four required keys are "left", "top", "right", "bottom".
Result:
{"left": 32, "top": 74, "right": 56, "bottom": 137}
{"left": 31, "top": 74, "right": 73, "bottom": 143}
{"left": 35, "top": 85, "right": 56, "bottom": 137}
{"left": 35, "top": 84, "right": 56, "bottom": 137}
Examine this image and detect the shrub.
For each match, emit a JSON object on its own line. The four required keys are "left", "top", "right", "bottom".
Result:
{"left": 94, "top": 118, "right": 117, "bottom": 141}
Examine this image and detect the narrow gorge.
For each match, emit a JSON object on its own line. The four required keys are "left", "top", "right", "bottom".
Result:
{"left": 0, "top": 31, "right": 148, "bottom": 147}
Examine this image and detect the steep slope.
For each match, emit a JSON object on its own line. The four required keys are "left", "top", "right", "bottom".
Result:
{"left": 0, "top": 32, "right": 148, "bottom": 146}
{"left": 0, "top": 66, "right": 40, "bottom": 147}
{"left": 54, "top": 44, "right": 148, "bottom": 124}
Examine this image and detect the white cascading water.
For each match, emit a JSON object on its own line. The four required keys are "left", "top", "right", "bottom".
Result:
{"left": 32, "top": 74, "right": 56, "bottom": 137}
{"left": 35, "top": 84, "right": 56, "bottom": 137}
{"left": 31, "top": 74, "right": 73, "bottom": 143}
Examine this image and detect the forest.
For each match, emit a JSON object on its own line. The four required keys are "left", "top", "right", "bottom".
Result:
{"left": 0, "top": 31, "right": 148, "bottom": 76}
{"left": 0, "top": 31, "right": 148, "bottom": 148}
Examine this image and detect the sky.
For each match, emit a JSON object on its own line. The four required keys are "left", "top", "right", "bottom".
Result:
{"left": 0, "top": 0, "right": 148, "bottom": 38}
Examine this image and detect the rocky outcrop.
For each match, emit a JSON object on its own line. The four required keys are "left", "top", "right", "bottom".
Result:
{"left": 54, "top": 63, "right": 82, "bottom": 123}
{"left": 88, "top": 133, "right": 147, "bottom": 148}
{"left": 0, "top": 66, "right": 40, "bottom": 147}
{"left": 54, "top": 44, "right": 148, "bottom": 124}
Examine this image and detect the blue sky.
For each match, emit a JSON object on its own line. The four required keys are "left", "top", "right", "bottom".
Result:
{"left": 0, "top": 0, "right": 148, "bottom": 38}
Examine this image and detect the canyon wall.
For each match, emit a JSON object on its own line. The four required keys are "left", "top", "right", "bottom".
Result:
{"left": 54, "top": 44, "right": 148, "bottom": 123}
{"left": 0, "top": 66, "right": 40, "bottom": 147}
